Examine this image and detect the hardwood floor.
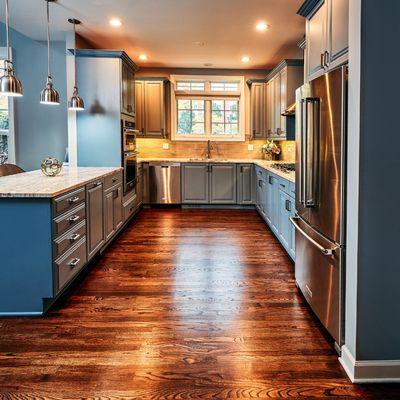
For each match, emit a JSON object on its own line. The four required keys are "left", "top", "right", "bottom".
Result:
{"left": 1, "top": 209, "right": 399, "bottom": 399}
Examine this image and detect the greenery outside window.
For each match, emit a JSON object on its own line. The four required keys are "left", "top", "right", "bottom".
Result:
{"left": 171, "top": 75, "right": 245, "bottom": 141}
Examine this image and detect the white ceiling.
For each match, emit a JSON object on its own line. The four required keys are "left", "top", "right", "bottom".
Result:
{"left": 2, "top": 0, "right": 305, "bottom": 69}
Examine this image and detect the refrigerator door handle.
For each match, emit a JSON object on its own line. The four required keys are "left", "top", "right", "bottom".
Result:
{"left": 305, "top": 98, "right": 320, "bottom": 207}
{"left": 290, "top": 217, "right": 338, "bottom": 256}
{"left": 299, "top": 99, "right": 308, "bottom": 206}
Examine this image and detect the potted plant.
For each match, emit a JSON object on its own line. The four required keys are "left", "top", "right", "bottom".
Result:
{"left": 261, "top": 140, "right": 281, "bottom": 161}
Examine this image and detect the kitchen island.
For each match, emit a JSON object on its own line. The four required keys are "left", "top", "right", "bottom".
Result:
{"left": 0, "top": 166, "right": 142, "bottom": 316}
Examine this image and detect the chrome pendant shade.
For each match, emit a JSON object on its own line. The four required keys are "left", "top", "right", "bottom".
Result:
{"left": 0, "top": 0, "right": 23, "bottom": 97}
{"left": 40, "top": 76, "right": 60, "bottom": 105}
{"left": 40, "top": 0, "right": 59, "bottom": 105}
{"left": 68, "top": 86, "right": 84, "bottom": 110}
{"left": 68, "top": 18, "right": 84, "bottom": 111}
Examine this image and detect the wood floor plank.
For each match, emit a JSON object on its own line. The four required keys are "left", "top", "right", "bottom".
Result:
{"left": 1, "top": 208, "right": 399, "bottom": 399}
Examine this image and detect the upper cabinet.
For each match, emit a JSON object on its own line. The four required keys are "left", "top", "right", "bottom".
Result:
{"left": 299, "top": 0, "right": 349, "bottom": 81}
{"left": 121, "top": 61, "right": 136, "bottom": 117}
{"left": 248, "top": 80, "right": 265, "bottom": 139}
{"left": 135, "top": 79, "right": 169, "bottom": 138}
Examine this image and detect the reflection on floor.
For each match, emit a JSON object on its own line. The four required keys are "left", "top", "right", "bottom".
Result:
{"left": 0, "top": 209, "right": 399, "bottom": 398}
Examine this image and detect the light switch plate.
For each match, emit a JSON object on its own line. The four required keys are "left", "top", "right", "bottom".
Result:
{"left": 162, "top": 143, "right": 169, "bottom": 150}
{"left": 248, "top": 144, "right": 254, "bottom": 151}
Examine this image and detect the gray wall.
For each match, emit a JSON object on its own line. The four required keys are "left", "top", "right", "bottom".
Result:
{"left": 356, "top": 0, "right": 400, "bottom": 360}
{"left": 0, "top": 23, "right": 68, "bottom": 171}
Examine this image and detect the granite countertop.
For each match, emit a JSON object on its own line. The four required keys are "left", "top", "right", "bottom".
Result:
{"left": 138, "top": 157, "right": 295, "bottom": 183}
{"left": 0, "top": 166, "right": 123, "bottom": 198}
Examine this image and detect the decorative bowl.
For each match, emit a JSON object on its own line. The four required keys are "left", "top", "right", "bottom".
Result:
{"left": 41, "top": 157, "right": 62, "bottom": 177}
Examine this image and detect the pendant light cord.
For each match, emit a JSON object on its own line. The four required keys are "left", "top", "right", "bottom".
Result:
{"left": 5, "top": 0, "right": 10, "bottom": 64}
{"left": 73, "top": 21, "right": 77, "bottom": 89}
{"left": 46, "top": 0, "right": 51, "bottom": 79}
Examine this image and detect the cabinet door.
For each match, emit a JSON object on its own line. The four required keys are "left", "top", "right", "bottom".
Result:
{"left": 273, "top": 74, "right": 282, "bottom": 136}
{"left": 114, "top": 184, "right": 123, "bottom": 232}
{"left": 288, "top": 196, "right": 295, "bottom": 260}
{"left": 266, "top": 174, "right": 279, "bottom": 235}
{"left": 210, "top": 164, "right": 237, "bottom": 204}
{"left": 237, "top": 164, "right": 253, "bottom": 205}
{"left": 265, "top": 173, "right": 273, "bottom": 225}
{"left": 278, "top": 191, "right": 291, "bottom": 252}
{"left": 144, "top": 81, "right": 165, "bottom": 137}
{"left": 279, "top": 68, "right": 287, "bottom": 136}
{"left": 266, "top": 80, "right": 275, "bottom": 137}
{"left": 86, "top": 180, "right": 105, "bottom": 259}
{"left": 306, "top": 0, "right": 328, "bottom": 80}
{"left": 135, "top": 81, "right": 145, "bottom": 133}
{"left": 250, "top": 82, "right": 264, "bottom": 139}
{"left": 121, "top": 62, "right": 129, "bottom": 115}
{"left": 328, "top": 0, "right": 349, "bottom": 68}
{"left": 104, "top": 189, "right": 115, "bottom": 242}
{"left": 181, "top": 163, "right": 209, "bottom": 204}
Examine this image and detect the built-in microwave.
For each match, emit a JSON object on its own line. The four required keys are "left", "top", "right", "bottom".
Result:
{"left": 121, "top": 117, "right": 139, "bottom": 193}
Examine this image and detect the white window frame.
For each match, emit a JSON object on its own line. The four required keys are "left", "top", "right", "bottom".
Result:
{"left": 170, "top": 75, "right": 245, "bottom": 141}
{"left": 0, "top": 47, "right": 16, "bottom": 164}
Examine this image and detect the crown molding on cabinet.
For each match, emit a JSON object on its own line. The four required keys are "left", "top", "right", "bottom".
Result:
{"left": 266, "top": 59, "right": 304, "bottom": 81}
{"left": 297, "top": 0, "right": 324, "bottom": 17}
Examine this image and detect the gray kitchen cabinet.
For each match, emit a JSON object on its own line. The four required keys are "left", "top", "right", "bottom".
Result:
{"left": 86, "top": 180, "right": 105, "bottom": 260}
{"left": 248, "top": 80, "right": 265, "bottom": 139}
{"left": 135, "top": 79, "right": 168, "bottom": 137}
{"left": 273, "top": 73, "right": 282, "bottom": 137}
{"left": 121, "top": 60, "right": 135, "bottom": 117}
{"left": 300, "top": 0, "right": 348, "bottom": 81}
{"left": 256, "top": 175, "right": 267, "bottom": 216}
{"left": 181, "top": 163, "right": 209, "bottom": 204}
{"left": 104, "top": 183, "right": 123, "bottom": 243}
{"left": 210, "top": 164, "right": 237, "bottom": 204}
{"left": 237, "top": 164, "right": 253, "bottom": 205}
{"left": 265, "top": 80, "right": 274, "bottom": 137}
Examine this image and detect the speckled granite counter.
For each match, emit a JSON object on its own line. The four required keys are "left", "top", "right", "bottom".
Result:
{"left": 0, "top": 166, "right": 123, "bottom": 198}
{"left": 138, "top": 157, "right": 295, "bottom": 183}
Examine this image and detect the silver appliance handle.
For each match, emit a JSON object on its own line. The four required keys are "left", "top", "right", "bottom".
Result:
{"left": 300, "top": 99, "right": 307, "bottom": 205}
{"left": 305, "top": 98, "right": 320, "bottom": 207}
{"left": 290, "top": 217, "right": 337, "bottom": 256}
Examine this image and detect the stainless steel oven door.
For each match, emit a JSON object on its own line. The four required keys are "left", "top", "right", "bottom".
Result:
{"left": 123, "top": 151, "right": 138, "bottom": 194}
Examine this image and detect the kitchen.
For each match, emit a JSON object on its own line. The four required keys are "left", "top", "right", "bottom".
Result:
{"left": 0, "top": 0, "right": 399, "bottom": 397}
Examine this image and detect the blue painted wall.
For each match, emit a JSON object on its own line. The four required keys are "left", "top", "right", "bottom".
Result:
{"left": 356, "top": 0, "right": 400, "bottom": 360}
{"left": 0, "top": 23, "right": 68, "bottom": 171}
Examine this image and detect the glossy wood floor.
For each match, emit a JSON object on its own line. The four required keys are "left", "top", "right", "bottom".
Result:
{"left": 1, "top": 209, "right": 400, "bottom": 399}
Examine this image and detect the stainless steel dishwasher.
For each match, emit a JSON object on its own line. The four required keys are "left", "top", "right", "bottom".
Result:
{"left": 148, "top": 162, "right": 181, "bottom": 204}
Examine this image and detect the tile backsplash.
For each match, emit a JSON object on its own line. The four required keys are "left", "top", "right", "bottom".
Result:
{"left": 137, "top": 138, "right": 296, "bottom": 161}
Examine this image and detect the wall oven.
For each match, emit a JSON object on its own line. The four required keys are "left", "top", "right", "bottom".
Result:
{"left": 121, "top": 118, "right": 139, "bottom": 194}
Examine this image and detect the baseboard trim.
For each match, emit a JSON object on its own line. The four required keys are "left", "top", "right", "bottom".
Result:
{"left": 339, "top": 345, "right": 400, "bottom": 383}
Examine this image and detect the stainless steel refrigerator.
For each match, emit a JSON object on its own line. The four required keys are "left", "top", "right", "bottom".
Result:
{"left": 292, "top": 66, "right": 347, "bottom": 347}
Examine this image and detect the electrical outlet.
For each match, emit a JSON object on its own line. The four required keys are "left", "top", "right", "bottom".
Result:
{"left": 162, "top": 143, "right": 169, "bottom": 150}
{"left": 248, "top": 144, "right": 254, "bottom": 151}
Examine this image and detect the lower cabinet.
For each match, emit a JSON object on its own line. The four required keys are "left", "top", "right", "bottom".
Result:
{"left": 237, "top": 164, "right": 254, "bottom": 205}
{"left": 279, "top": 190, "right": 295, "bottom": 256}
{"left": 256, "top": 174, "right": 266, "bottom": 215}
{"left": 181, "top": 163, "right": 209, "bottom": 204}
{"left": 104, "top": 184, "right": 123, "bottom": 243}
{"left": 265, "top": 173, "right": 280, "bottom": 235}
{"left": 210, "top": 164, "right": 237, "bottom": 204}
{"left": 86, "top": 179, "right": 105, "bottom": 260}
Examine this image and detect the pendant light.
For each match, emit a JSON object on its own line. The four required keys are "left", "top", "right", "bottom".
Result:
{"left": 40, "top": 0, "right": 60, "bottom": 105}
{"left": 0, "top": 0, "right": 23, "bottom": 97}
{"left": 68, "top": 18, "right": 84, "bottom": 111}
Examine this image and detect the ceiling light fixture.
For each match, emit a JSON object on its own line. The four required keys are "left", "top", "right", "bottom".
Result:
{"left": 109, "top": 18, "right": 122, "bottom": 27}
{"left": 40, "top": 0, "right": 60, "bottom": 105}
{"left": 256, "top": 21, "right": 269, "bottom": 32}
{"left": 0, "top": 0, "right": 23, "bottom": 97}
{"left": 68, "top": 18, "right": 84, "bottom": 111}
{"left": 241, "top": 56, "right": 250, "bottom": 63}
{"left": 139, "top": 54, "right": 148, "bottom": 61}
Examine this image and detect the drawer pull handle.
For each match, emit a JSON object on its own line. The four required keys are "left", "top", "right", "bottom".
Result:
{"left": 68, "top": 258, "right": 81, "bottom": 268}
{"left": 68, "top": 196, "right": 80, "bottom": 204}
{"left": 69, "top": 233, "right": 81, "bottom": 242}
{"left": 68, "top": 215, "right": 80, "bottom": 223}
{"left": 280, "top": 184, "right": 286, "bottom": 188}
{"left": 112, "top": 177, "right": 118, "bottom": 183}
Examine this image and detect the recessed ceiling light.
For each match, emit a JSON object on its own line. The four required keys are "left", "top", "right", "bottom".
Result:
{"left": 204, "top": 63, "right": 213, "bottom": 67}
{"left": 194, "top": 41, "right": 205, "bottom": 47}
{"left": 241, "top": 56, "right": 250, "bottom": 63}
{"left": 256, "top": 21, "right": 269, "bottom": 31}
{"left": 109, "top": 18, "right": 122, "bottom": 27}
{"left": 139, "top": 54, "right": 148, "bottom": 61}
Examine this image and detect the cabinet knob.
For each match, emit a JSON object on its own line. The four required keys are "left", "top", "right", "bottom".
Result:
{"left": 68, "top": 258, "right": 81, "bottom": 268}
{"left": 69, "top": 233, "right": 81, "bottom": 242}
{"left": 68, "top": 196, "right": 80, "bottom": 204}
{"left": 68, "top": 215, "right": 80, "bottom": 223}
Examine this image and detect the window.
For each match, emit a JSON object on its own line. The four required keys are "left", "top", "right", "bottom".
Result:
{"left": 171, "top": 75, "right": 245, "bottom": 141}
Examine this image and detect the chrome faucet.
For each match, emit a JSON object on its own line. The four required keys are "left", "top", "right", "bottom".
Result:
{"left": 206, "top": 140, "right": 213, "bottom": 159}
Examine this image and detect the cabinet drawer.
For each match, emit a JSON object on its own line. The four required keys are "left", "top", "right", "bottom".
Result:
{"left": 278, "top": 178, "right": 291, "bottom": 195}
{"left": 53, "top": 203, "right": 86, "bottom": 238}
{"left": 123, "top": 195, "right": 137, "bottom": 222}
{"left": 255, "top": 165, "right": 266, "bottom": 179}
{"left": 53, "top": 221, "right": 86, "bottom": 259}
{"left": 55, "top": 237, "right": 87, "bottom": 293}
{"left": 290, "top": 181, "right": 296, "bottom": 197}
{"left": 53, "top": 186, "right": 86, "bottom": 216}
{"left": 105, "top": 171, "right": 122, "bottom": 190}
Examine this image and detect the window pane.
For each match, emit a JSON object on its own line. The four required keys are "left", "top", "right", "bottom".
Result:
{"left": 0, "top": 134, "right": 8, "bottom": 163}
{"left": 177, "top": 99, "right": 191, "bottom": 110}
{"left": 0, "top": 110, "right": 9, "bottom": 130}
{"left": 211, "top": 110, "right": 224, "bottom": 123}
{"left": 192, "top": 100, "right": 204, "bottom": 110}
{"left": 225, "top": 111, "right": 238, "bottom": 123}
{"left": 177, "top": 81, "right": 205, "bottom": 91}
{"left": 178, "top": 110, "right": 192, "bottom": 133}
{"left": 192, "top": 123, "right": 205, "bottom": 134}
{"left": 212, "top": 100, "right": 223, "bottom": 110}
{"left": 211, "top": 81, "right": 239, "bottom": 92}
{"left": 191, "top": 110, "right": 204, "bottom": 123}
{"left": 225, "top": 100, "right": 238, "bottom": 111}
{"left": 0, "top": 96, "right": 7, "bottom": 109}
{"left": 212, "top": 123, "right": 224, "bottom": 134}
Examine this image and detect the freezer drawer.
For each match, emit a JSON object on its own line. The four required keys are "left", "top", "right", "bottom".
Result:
{"left": 292, "top": 216, "right": 343, "bottom": 345}
{"left": 148, "top": 162, "right": 181, "bottom": 204}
